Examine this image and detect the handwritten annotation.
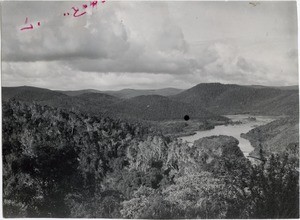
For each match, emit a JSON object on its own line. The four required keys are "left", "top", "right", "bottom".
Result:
{"left": 20, "top": 0, "right": 106, "bottom": 31}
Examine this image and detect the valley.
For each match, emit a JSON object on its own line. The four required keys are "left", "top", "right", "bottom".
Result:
{"left": 2, "top": 82, "right": 299, "bottom": 218}
{"left": 179, "top": 115, "right": 276, "bottom": 157}
{"left": 3, "top": 83, "right": 298, "bottom": 157}
{"left": 2, "top": 1, "right": 298, "bottom": 218}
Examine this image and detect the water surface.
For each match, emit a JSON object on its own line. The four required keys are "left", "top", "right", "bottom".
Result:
{"left": 179, "top": 115, "right": 275, "bottom": 156}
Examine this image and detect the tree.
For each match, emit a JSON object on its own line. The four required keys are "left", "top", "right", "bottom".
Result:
{"left": 248, "top": 153, "right": 299, "bottom": 218}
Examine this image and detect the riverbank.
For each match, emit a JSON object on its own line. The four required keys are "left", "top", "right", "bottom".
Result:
{"left": 178, "top": 115, "right": 275, "bottom": 156}
{"left": 155, "top": 118, "right": 230, "bottom": 138}
{"left": 241, "top": 116, "right": 299, "bottom": 157}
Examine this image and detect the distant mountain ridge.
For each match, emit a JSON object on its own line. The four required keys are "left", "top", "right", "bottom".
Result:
{"left": 57, "top": 87, "right": 183, "bottom": 99}
{"left": 105, "top": 94, "right": 221, "bottom": 121}
{"left": 2, "top": 86, "right": 121, "bottom": 116}
{"left": 172, "top": 83, "right": 299, "bottom": 116}
{"left": 55, "top": 89, "right": 103, "bottom": 96}
{"left": 247, "top": 85, "right": 299, "bottom": 90}
{"left": 104, "top": 88, "right": 184, "bottom": 99}
{"left": 2, "top": 86, "right": 194, "bottom": 121}
{"left": 2, "top": 83, "right": 299, "bottom": 121}
{"left": 2, "top": 86, "right": 67, "bottom": 102}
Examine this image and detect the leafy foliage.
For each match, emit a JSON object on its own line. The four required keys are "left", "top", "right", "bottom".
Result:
{"left": 248, "top": 153, "right": 299, "bottom": 218}
{"left": 2, "top": 100, "right": 299, "bottom": 218}
{"left": 2, "top": 100, "right": 148, "bottom": 217}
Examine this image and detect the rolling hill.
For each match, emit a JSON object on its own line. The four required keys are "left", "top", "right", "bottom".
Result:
{"left": 105, "top": 95, "right": 221, "bottom": 121}
{"left": 3, "top": 83, "right": 298, "bottom": 121}
{"left": 247, "top": 85, "right": 299, "bottom": 90}
{"left": 57, "top": 88, "right": 183, "bottom": 99}
{"left": 56, "top": 89, "right": 103, "bottom": 96}
{"left": 172, "top": 83, "right": 299, "bottom": 116}
{"left": 2, "top": 86, "right": 221, "bottom": 121}
{"left": 2, "top": 86, "right": 67, "bottom": 102}
{"left": 2, "top": 86, "right": 121, "bottom": 116}
{"left": 46, "top": 93, "right": 121, "bottom": 115}
{"left": 104, "top": 88, "right": 183, "bottom": 99}
{"left": 2, "top": 87, "right": 200, "bottom": 121}
{"left": 241, "top": 116, "right": 299, "bottom": 156}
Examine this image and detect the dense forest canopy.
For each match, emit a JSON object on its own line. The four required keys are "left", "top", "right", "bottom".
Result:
{"left": 2, "top": 100, "right": 299, "bottom": 218}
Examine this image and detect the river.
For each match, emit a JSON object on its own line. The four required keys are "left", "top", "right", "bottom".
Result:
{"left": 179, "top": 115, "right": 275, "bottom": 157}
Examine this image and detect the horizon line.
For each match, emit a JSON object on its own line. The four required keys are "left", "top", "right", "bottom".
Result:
{"left": 1, "top": 82, "right": 299, "bottom": 92}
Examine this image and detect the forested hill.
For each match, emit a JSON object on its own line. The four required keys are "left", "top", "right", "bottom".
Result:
{"left": 105, "top": 95, "right": 224, "bottom": 121}
{"left": 172, "top": 83, "right": 299, "bottom": 116}
{"left": 2, "top": 86, "right": 67, "bottom": 102}
{"left": 2, "top": 86, "right": 225, "bottom": 121}
{"left": 247, "top": 85, "right": 299, "bottom": 90}
{"left": 55, "top": 89, "right": 103, "bottom": 96}
{"left": 2, "top": 100, "right": 299, "bottom": 218}
{"left": 3, "top": 83, "right": 298, "bottom": 121}
{"left": 58, "top": 88, "right": 183, "bottom": 99}
{"left": 104, "top": 88, "right": 183, "bottom": 99}
{"left": 2, "top": 86, "right": 121, "bottom": 116}
{"left": 241, "top": 116, "right": 299, "bottom": 157}
{"left": 2, "top": 99, "right": 151, "bottom": 217}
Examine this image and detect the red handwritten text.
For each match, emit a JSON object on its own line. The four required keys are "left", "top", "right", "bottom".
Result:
{"left": 20, "top": 17, "right": 41, "bottom": 31}
{"left": 90, "top": 1, "right": 98, "bottom": 8}
{"left": 20, "top": 0, "right": 107, "bottom": 31}
{"left": 72, "top": 6, "right": 87, "bottom": 17}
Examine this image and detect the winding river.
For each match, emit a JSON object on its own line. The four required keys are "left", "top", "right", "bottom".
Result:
{"left": 179, "top": 115, "right": 275, "bottom": 157}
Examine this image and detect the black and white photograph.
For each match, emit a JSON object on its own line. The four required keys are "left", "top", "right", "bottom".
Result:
{"left": 1, "top": 0, "right": 299, "bottom": 218}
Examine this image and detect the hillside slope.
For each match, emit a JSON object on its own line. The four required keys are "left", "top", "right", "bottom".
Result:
{"left": 3, "top": 87, "right": 215, "bottom": 121}
{"left": 57, "top": 88, "right": 183, "bottom": 99}
{"left": 56, "top": 89, "right": 102, "bottom": 96}
{"left": 172, "top": 83, "right": 299, "bottom": 116}
{"left": 104, "top": 88, "right": 184, "bottom": 99}
{"left": 247, "top": 85, "right": 299, "bottom": 90}
{"left": 241, "top": 116, "right": 299, "bottom": 157}
{"left": 2, "top": 86, "right": 67, "bottom": 102}
{"left": 105, "top": 95, "right": 222, "bottom": 121}
{"left": 4, "top": 83, "right": 298, "bottom": 122}
{"left": 2, "top": 87, "right": 121, "bottom": 116}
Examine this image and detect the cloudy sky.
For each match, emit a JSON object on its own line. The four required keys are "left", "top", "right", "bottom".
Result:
{"left": 1, "top": 1, "right": 298, "bottom": 90}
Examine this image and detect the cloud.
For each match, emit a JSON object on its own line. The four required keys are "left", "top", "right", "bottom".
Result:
{"left": 2, "top": 61, "right": 195, "bottom": 90}
{"left": 1, "top": 1, "right": 298, "bottom": 89}
{"left": 2, "top": 1, "right": 200, "bottom": 76}
{"left": 2, "top": 1, "right": 130, "bottom": 62}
